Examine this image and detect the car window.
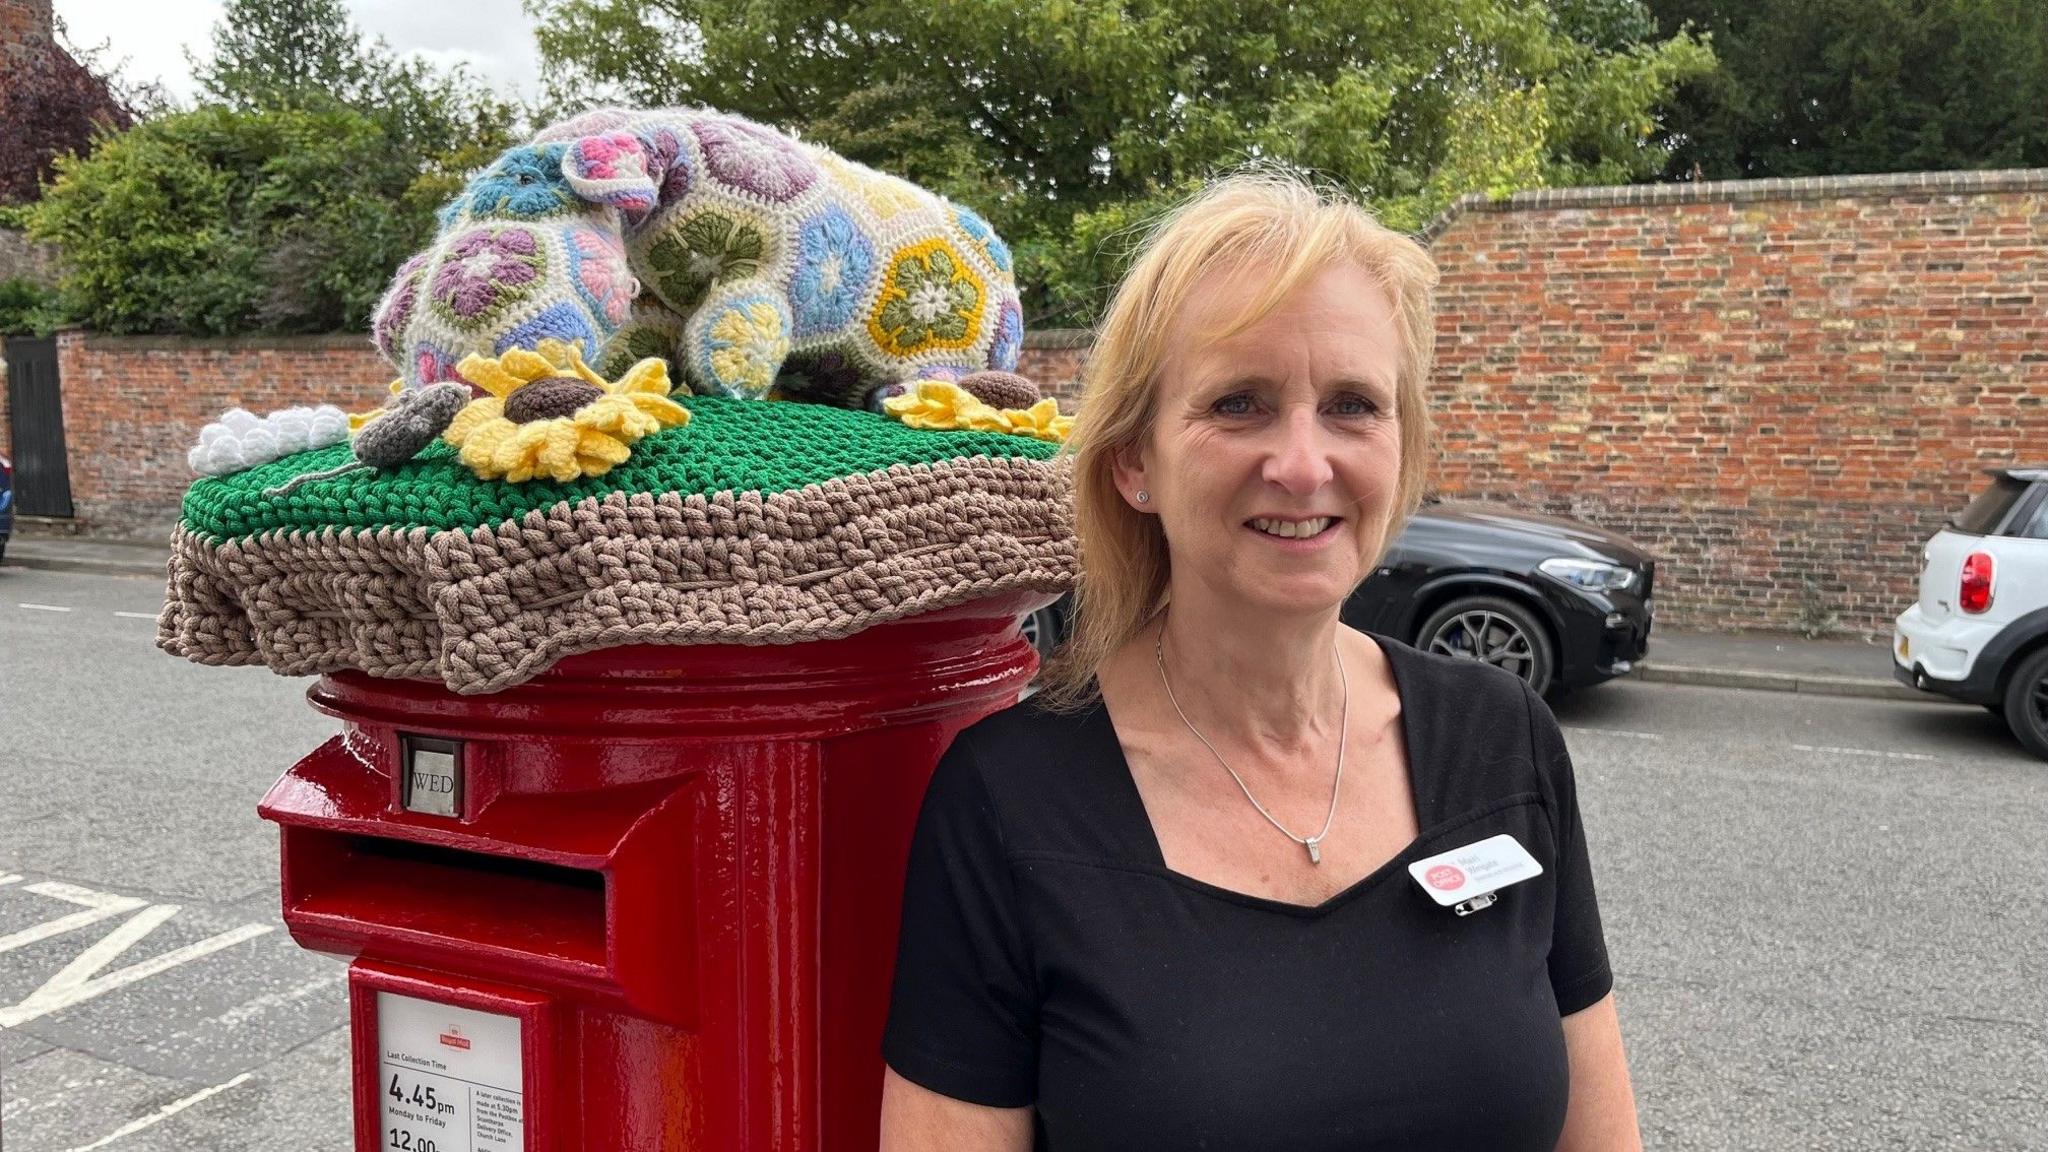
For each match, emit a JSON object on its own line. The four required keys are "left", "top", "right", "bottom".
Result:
{"left": 2025, "top": 490, "right": 2048, "bottom": 540}
{"left": 1950, "top": 475, "right": 2029, "bottom": 534}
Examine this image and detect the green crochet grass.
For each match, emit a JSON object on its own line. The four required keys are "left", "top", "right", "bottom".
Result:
{"left": 181, "top": 395, "right": 1063, "bottom": 541}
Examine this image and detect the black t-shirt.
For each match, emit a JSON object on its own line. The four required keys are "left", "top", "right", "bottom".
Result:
{"left": 882, "top": 632, "right": 1613, "bottom": 1151}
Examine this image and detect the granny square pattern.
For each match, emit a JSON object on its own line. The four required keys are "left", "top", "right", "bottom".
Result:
{"left": 373, "top": 106, "right": 1026, "bottom": 414}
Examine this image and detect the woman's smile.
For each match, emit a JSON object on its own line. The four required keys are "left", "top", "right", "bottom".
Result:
{"left": 1244, "top": 514, "right": 1344, "bottom": 547}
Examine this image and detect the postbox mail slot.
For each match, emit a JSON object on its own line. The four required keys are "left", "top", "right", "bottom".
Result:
{"left": 285, "top": 829, "right": 610, "bottom": 976}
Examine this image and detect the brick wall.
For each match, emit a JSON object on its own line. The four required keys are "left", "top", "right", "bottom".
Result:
{"left": 0, "top": 0, "right": 52, "bottom": 74}
{"left": 1020, "top": 329, "right": 1090, "bottom": 406}
{"left": 3, "top": 329, "right": 1095, "bottom": 537}
{"left": 46, "top": 332, "right": 394, "bottom": 535}
{"left": 1424, "top": 169, "right": 2048, "bottom": 637}
{"left": 0, "top": 229, "right": 60, "bottom": 285}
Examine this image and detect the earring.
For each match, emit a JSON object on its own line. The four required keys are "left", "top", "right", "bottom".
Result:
{"left": 1136, "top": 490, "right": 1150, "bottom": 504}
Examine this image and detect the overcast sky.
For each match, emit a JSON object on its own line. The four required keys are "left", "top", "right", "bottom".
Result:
{"left": 54, "top": 0, "right": 546, "bottom": 105}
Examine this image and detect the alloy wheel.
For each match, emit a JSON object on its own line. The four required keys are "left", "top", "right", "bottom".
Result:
{"left": 1416, "top": 594, "right": 1556, "bottom": 697}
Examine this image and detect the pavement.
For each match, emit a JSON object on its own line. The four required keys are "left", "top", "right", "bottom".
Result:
{"left": 1, "top": 528, "right": 1939, "bottom": 705}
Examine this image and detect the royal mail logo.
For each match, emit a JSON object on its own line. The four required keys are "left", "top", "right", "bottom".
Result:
{"left": 439, "top": 1027, "right": 471, "bottom": 1051}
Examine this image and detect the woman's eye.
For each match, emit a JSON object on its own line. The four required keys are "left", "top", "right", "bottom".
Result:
{"left": 1329, "top": 393, "right": 1381, "bottom": 417}
{"left": 1211, "top": 393, "right": 1255, "bottom": 416}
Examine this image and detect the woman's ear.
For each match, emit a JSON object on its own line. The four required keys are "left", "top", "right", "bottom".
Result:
{"left": 561, "top": 131, "right": 661, "bottom": 220}
{"left": 1110, "top": 439, "right": 1153, "bottom": 512}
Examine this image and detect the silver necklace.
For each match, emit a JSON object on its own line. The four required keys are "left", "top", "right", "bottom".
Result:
{"left": 1153, "top": 613, "right": 1349, "bottom": 865}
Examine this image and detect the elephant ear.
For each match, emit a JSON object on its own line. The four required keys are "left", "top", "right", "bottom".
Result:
{"left": 561, "top": 131, "right": 660, "bottom": 220}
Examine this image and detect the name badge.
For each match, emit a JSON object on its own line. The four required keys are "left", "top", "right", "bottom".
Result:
{"left": 1408, "top": 834, "right": 1542, "bottom": 915}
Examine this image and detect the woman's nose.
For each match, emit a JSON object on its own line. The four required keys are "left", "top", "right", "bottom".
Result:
{"left": 1260, "top": 406, "right": 1335, "bottom": 495}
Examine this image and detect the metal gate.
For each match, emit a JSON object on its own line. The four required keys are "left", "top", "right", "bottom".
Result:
{"left": 4, "top": 336, "right": 73, "bottom": 518}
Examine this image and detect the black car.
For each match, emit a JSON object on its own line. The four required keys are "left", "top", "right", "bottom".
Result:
{"left": 1021, "top": 498, "right": 1657, "bottom": 700}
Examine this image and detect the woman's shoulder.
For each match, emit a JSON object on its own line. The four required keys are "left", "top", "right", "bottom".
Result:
{"left": 1371, "top": 630, "right": 1536, "bottom": 720}
{"left": 1370, "top": 632, "right": 1562, "bottom": 798}
{"left": 928, "top": 690, "right": 1137, "bottom": 861}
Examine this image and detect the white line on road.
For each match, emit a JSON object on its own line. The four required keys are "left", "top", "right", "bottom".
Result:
{"left": 1563, "top": 726, "right": 1664, "bottom": 741}
{"left": 0, "top": 874, "right": 21, "bottom": 887}
{"left": 207, "top": 968, "right": 345, "bottom": 1033}
{"left": 61, "top": 1073, "right": 254, "bottom": 1152}
{"left": 0, "top": 917, "right": 275, "bottom": 1028}
{"left": 112, "top": 611, "right": 157, "bottom": 620}
{"left": 17, "top": 602, "right": 72, "bottom": 612}
{"left": 1792, "top": 742, "right": 1939, "bottom": 762}
{"left": 0, "top": 882, "right": 149, "bottom": 954}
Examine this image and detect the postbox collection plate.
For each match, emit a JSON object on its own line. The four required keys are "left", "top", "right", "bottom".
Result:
{"left": 377, "top": 991, "right": 524, "bottom": 1152}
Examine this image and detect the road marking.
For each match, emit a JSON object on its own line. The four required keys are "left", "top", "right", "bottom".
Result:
{"left": 112, "top": 611, "right": 157, "bottom": 620}
{"left": 1792, "top": 743, "right": 1939, "bottom": 763}
{"left": 1564, "top": 726, "right": 1664, "bottom": 741}
{"left": 0, "top": 880, "right": 277, "bottom": 1028}
{"left": 0, "top": 882, "right": 148, "bottom": 954}
{"left": 197, "top": 968, "right": 345, "bottom": 1035}
{"left": 0, "top": 874, "right": 21, "bottom": 887}
{"left": 61, "top": 1073, "right": 254, "bottom": 1152}
{"left": 17, "top": 602, "right": 71, "bottom": 612}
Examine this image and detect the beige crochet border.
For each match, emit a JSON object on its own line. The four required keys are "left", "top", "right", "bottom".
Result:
{"left": 158, "top": 455, "right": 1076, "bottom": 694}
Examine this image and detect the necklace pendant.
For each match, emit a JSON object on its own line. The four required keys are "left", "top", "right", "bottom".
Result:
{"left": 1306, "top": 840, "right": 1322, "bottom": 865}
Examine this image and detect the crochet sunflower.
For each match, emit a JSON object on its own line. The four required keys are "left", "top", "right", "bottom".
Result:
{"left": 884, "top": 380, "right": 1073, "bottom": 444}
{"left": 443, "top": 339, "right": 690, "bottom": 483}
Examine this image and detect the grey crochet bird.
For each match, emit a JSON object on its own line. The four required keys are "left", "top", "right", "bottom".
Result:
{"left": 263, "top": 383, "right": 473, "bottom": 497}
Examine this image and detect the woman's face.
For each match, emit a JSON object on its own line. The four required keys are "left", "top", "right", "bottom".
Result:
{"left": 1115, "top": 260, "right": 1405, "bottom": 619}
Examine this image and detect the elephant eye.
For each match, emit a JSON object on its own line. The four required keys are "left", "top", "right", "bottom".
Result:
{"left": 516, "top": 173, "right": 536, "bottom": 186}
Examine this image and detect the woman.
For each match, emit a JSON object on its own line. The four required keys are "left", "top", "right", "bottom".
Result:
{"left": 879, "top": 172, "right": 1642, "bottom": 1151}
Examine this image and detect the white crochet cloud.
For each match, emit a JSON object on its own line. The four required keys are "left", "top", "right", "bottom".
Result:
{"left": 187, "top": 405, "right": 351, "bottom": 477}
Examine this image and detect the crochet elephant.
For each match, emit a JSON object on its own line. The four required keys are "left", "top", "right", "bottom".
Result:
{"left": 371, "top": 107, "right": 1026, "bottom": 412}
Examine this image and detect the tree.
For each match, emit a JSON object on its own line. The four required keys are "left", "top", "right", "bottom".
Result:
{"left": 27, "top": 1, "right": 522, "bottom": 335}
{"left": 193, "top": 0, "right": 519, "bottom": 178}
{"left": 1647, "top": 0, "right": 2048, "bottom": 179}
{"left": 26, "top": 106, "right": 442, "bottom": 335}
{"left": 0, "top": 25, "right": 141, "bottom": 205}
{"left": 528, "top": 0, "right": 1714, "bottom": 324}
{"left": 193, "top": 0, "right": 371, "bottom": 111}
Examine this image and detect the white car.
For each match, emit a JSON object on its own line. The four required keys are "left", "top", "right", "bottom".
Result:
{"left": 1893, "top": 465, "right": 2048, "bottom": 760}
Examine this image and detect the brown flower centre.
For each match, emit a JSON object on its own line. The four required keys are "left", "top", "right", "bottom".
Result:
{"left": 503, "top": 376, "right": 605, "bottom": 423}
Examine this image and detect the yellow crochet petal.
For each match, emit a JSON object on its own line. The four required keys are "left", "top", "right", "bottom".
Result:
{"left": 498, "top": 347, "right": 558, "bottom": 384}
{"left": 575, "top": 395, "right": 635, "bottom": 434}
{"left": 443, "top": 398, "right": 505, "bottom": 446}
{"left": 456, "top": 420, "right": 514, "bottom": 477}
{"left": 531, "top": 338, "right": 601, "bottom": 387}
{"left": 577, "top": 427, "right": 633, "bottom": 465}
{"left": 619, "top": 407, "right": 661, "bottom": 440}
{"left": 627, "top": 392, "right": 691, "bottom": 426}
{"left": 454, "top": 355, "right": 529, "bottom": 399}
{"left": 616, "top": 358, "right": 673, "bottom": 396}
{"left": 540, "top": 421, "right": 585, "bottom": 482}
{"left": 568, "top": 348, "right": 610, "bottom": 389}
{"left": 508, "top": 418, "right": 556, "bottom": 455}
{"left": 349, "top": 408, "right": 385, "bottom": 434}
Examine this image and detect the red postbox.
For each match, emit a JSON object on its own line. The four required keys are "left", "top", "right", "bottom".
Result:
{"left": 257, "top": 587, "right": 1054, "bottom": 1151}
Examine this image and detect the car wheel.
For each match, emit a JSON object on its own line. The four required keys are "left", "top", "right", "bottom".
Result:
{"left": 1019, "top": 604, "right": 1062, "bottom": 668}
{"left": 1416, "top": 595, "right": 1556, "bottom": 698}
{"left": 2001, "top": 646, "right": 2048, "bottom": 761}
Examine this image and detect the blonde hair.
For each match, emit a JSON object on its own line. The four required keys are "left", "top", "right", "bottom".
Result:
{"left": 1034, "top": 170, "right": 1440, "bottom": 713}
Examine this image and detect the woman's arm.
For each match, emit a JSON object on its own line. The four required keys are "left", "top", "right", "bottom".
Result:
{"left": 1554, "top": 992, "right": 1643, "bottom": 1152}
{"left": 880, "top": 1066, "right": 1034, "bottom": 1152}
